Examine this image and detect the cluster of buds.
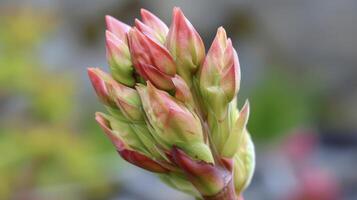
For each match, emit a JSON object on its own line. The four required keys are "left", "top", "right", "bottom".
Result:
{"left": 88, "top": 7, "right": 254, "bottom": 200}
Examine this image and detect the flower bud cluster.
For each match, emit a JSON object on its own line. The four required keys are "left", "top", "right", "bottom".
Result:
{"left": 88, "top": 7, "right": 255, "bottom": 199}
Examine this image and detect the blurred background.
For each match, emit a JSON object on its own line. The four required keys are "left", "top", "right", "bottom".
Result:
{"left": 1, "top": 0, "right": 356, "bottom": 199}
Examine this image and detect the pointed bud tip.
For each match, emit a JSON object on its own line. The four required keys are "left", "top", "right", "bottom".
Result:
{"left": 87, "top": 67, "right": 99, "bottom": 73}
{"left": 217, "top": 26, "right": 228, "bottom": 41}
{"left": 217, "top": 26, "right": 226, "bottom": 35}
{"left": 173, "top": 7, "right": 182, "bottom": 16}
{"left": 171, "top": 7, "right": 187, "bottom": 26}
{"left": 134, "top": 18, "right": 142, "bottom": 25}
{"left": 105, "top": 15, "right": 129, "bottom": 28}
{"left": 240, "top": 100, "right": 250, "bottom": 118}
{"left": 87, "top": 68, "right": 117, "bottom": 107}
{"left": 87, "top": 67, "right": 103, "bottom": 83}
{"left": 95, "top": 112, "right": 110, "bottom": 133}
{"left": 105, "top": 15, "right": 131, "bottom": 40}
{"left": 105, "top": 15, "right": 114, "bottom": 23}
{"left": 139, "top": 8, "right": 168, "bottom": 42}
{"left": 236, "top": 99, "right": 250, "bottom": 129}
{"left": 87, "top": 67, "right": 109, "bottom": 80}
{"left": 95, "top": 112, "right": 116, "bottom": 140}
{"left": 140, "top": 8, "right": 152, "bottom": 19}
{"left": 134, "top": 19, "right": 152, "bottom": 36}
{"left": 213, "top": 27, "right": 229, "bottom": 48}
{"left": 94, "top": 112, "right": 106, "bottom": 124}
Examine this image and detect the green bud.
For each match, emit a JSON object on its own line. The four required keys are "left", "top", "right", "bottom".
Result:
{"left": 221, "top": 100, "right": 250, "bottom": 158}
{"left": 233, "top": 130, "right": 255, "bottom": 194}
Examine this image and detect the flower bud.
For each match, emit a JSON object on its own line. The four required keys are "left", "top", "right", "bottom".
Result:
{"left": 199, "top": 27, "right": 240, "bottom": 120}
{"left": 221, "top": 100, "right": 250, "bottom": 158}
{"left": 166, "top": 7, "right": 205, "bottom": 83}
{"left": 135, "top": 9, "right": 168, "bottom": 43}
{"left": 106, "top": 80, "right": 143, "bottom": 122}
{"left": 128, "top": 28, "right": 176, "bottom": 90}
{"left": 233, "top": 130, "right": 255, "bottom": 194}
{"left": 95, "top": 112, "right": 168, "bottom": 173}
{"left": 137, "top": 82, "right": 213, "bottom": 163}
{"left": 87, "top": 67, "right": 116, "bottom": 107}
{"left": 106, "top": 31, "right": 135, "bottom": 86}
{"left": 105, "top": 15, "right": 131, "bottom": 42}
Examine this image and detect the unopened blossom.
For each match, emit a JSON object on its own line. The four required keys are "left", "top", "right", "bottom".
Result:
{"left": 88, "top": 7, "right": 255, "bottom": 200}
{"left": 166, "top": 7, "right": 205, "bottom": 84}
{"left": 128, "top": 28, "right": 176, "bottom": 90}
{"left": 135, "top": 9, "right": 168, "bottom": 43}
{"left": 199, "top": 27, "right": 240, "bottom": 120}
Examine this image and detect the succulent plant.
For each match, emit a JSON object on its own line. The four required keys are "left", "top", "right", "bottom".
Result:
{"left": 88, "top": 7, "right": 255, "bottom": 200}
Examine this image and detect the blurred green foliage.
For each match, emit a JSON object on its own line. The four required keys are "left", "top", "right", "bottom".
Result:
{"left": 0, "top": 8, "right": 120, "bottom": 200}
{"left": 248, "top": 68, "right": 316, "bottom": 142}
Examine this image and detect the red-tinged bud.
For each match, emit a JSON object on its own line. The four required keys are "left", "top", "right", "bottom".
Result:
{"left": 172, "top": 75, "right": 194, "bottom": 106}
{"left": 199, "top": 27, "right": 240, "bottom": 119}
{"left": 140, "top": 9, "right": 169, "bottom": 43}
{"left": 166, "top": 7, "right": 205, "bottom": 83}
{"left": 128, "top": 28, "right": 176, "bottom": 90}
{"left": 87, "top": 67, "right": 116, "bottom": 107}
{"left": 105, "top": 31, "right": 135, "bottom": 86}
{"left": 105, "top": 15, "right": 131, "bottom": 42}
{"left": 170, "top": 147, "right": 236, "bottom": 197}
{"left": 95, "top": 112, "right": 168, "bottom": 173}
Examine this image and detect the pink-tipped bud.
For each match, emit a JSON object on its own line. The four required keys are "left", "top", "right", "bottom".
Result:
{"left": 128, "top": 28, "right": 176, "bottom": 90}
{"left": 105, "top": 15, "right": 131, "bottom": 42}
{"left": 95, "top": 112, "right": 168, "bottom": 173}
{"left": 105, "top": 31, "right": 135, "bottom": 86}
{"left": 166, "top": 7, "right": 205, "bottom": 83}
{"left": 140, "top": 9, "right": 168, "bottom": 43}
{"left": 87, "top": 67, "right": 116, "bottom": 107}
{"left": 199, "top": 27, "right": 240, "bottom": 119}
